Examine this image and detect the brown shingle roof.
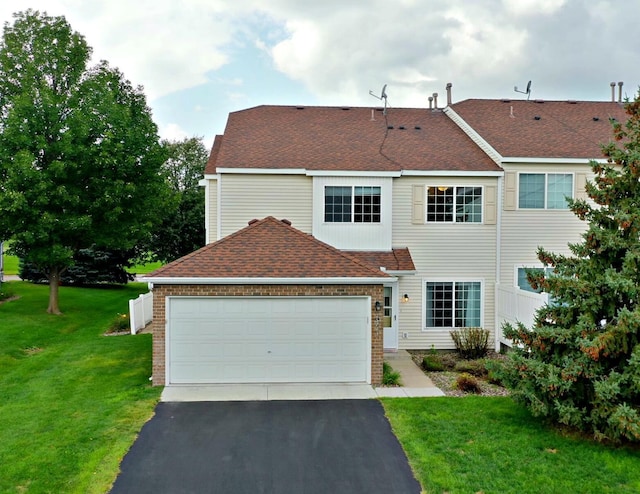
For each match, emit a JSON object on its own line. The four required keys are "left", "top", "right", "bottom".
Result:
{"left": 205, "top": 105, "right": 501, "bottom": 174}
{"left": 349, "top": 249, "right": 416, "bottom": 272}
{"left": 145, "top": 216, "right": 391, "bottom": 279}
{"left": 451, "top": 99, "right": 628, "bottom": 159}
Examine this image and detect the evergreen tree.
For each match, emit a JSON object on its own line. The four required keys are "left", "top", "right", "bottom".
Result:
{"left": 501, "top": 93, "right": 640, "bottom": 442}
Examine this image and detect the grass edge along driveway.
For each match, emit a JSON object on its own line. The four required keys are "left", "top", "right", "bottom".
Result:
{"left": 0, "top": 282, "right": 161, "bottom": 494}
{"left": 382, "top": 396, "right": 640, "bottom": 494}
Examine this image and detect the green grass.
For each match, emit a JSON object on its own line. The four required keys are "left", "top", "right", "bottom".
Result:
{"left": 127, "top": 260, "right": 163, "bottom": 275}
{"left": 382, "top": 397, "right": 640, "bottom": 494}
{"left": 2, "top": 243, "right": 19, "bottom": 275}
{"left": 0, "top": 281, "right": 161, "bottom": 493}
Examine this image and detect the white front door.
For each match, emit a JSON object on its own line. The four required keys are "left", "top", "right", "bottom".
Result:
{"left": 383, "top": 285, "right": 398, "bottom": 350}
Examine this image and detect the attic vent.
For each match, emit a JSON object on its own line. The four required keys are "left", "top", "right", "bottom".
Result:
{"left": 398, "top": 125, "right": 406, "bottom": 130}
{"left": 534, "top": 99, "right": 545, "bottom": 104}
{"left": 280, "top": 218, "right": 292, "bottom": 225}
{"left": 295, "top": 106, "right": 305, "bottom": 110}
{"left": 593, "top": 116, "right": 600, "bottom": 121}
{"left": 248, "top": 219, "right": 259, "bottom": 225}
{"left": 387, "top": 125, "right": 394, "bottom": 129}
{"left": 566, "top": 100, "right": 578, "bottom": 104}
{"left": 501, "top": 99, "right": 511, "bottom": 103}
{"left": 534, "top": 116, "right": 541, "bottom": 120}
{"left": 341, "top": 107, "right": 351, "bottom": 111}
{"left": 414, "top": 125, "right": 421, "bottom": 130}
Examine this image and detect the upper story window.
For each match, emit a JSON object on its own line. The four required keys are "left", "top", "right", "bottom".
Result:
{"left": 324, "top": 186, "right": 381, "bottom": 223}
{"left": 519, "top": 173, "right": 573, "bottom": 209}
{"left": 427, "top": 186, "right": 482, "bottom": 223}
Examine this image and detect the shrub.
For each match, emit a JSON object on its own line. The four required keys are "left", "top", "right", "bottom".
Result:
{"left": 382, "top": 362, "right": 402, "bottom": 386}
{"left": 454, "top": 359, "right": 487, "bottom": 377}
{"left": 455, "top": 373, "right": 481, "bottom": 393}
{"left": 422, "top": 356, "right": 445, "bottom": 372}
{"left": 484, "top": 359, "right": 505, "bottom": 385}
{"left": 450, "top": 327, "right": 490, "bottom": 359}
{"left": 106, "top": 313, "right": 130, "bottom": 334}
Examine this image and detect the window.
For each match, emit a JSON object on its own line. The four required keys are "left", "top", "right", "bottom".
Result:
{"left": 427, "top": 186, "right": 482, "bottom": 223}
{"left": 519, "top": 173, "right": 573, "bottom": 209}
{"left": 425, "top": 281, "right": 481, "bottom": 328}
{"left": 324, "top": 186, "right": 381, "bottom": 223}
{"left": 517, "top": 267, "right": 554, "bottom": 293}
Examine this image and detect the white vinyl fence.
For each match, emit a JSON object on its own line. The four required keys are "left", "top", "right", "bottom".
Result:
{"left": 129, "top": 292, "right": 153, "bottom": 334}
{"left": 495, "top": 285, "right": 548, "bottom": 348}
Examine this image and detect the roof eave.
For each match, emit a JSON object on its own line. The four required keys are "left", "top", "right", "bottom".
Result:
{"left": 141, "top": 276, "right": 395, "bottom": 285}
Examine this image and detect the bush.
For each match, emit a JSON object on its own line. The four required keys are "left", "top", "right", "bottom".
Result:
{"left": 484, "top": 359, "right": 505, "bottom": 385}
{"left": 422, "top": 356, "right": 445, "bottom": 371}
{"left": 450, "top": 327, "right": 490, "bottom": 359}
{"left": 454, "top": 359, "right": 487, "bottom": 377}
{"left": 20, "top": 247, "right": 135, "bottom": 285}
{"left": 455, "top": 373, "right": 481, "bottom": 393}
{"left": 382, "top": 362, "right": 402, "bottom": 386}
{"left": 105, "top": 313, "right": 130, "bottom": 334}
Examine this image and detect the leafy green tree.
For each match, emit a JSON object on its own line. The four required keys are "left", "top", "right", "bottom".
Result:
{"left": 0, "top": 10, "right": 168, "bottom": 314}
{"left": 147, "top": 137, "right": 207, "bottom": 263}
{"left": 501, "top": 93, "right": 640, "bottom": 442}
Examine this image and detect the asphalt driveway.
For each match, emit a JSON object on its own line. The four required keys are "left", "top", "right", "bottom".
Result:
{"left": 110, "top": 400, "right": 421, "bottom": 494}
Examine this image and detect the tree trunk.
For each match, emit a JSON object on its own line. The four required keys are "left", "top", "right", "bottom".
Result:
{"left": 47, "top": 268, "right": 62, "bottom": 315}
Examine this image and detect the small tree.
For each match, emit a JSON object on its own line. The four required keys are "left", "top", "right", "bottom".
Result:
{"left": 501, "top": 93, "right": 640, "bottom": 442}
{"left": 0, "top": 11, "right": 168, "bottom": 313}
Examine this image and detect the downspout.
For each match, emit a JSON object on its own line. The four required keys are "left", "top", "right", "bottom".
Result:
{"left": 494, "top": 174, "right": 504, "bottom": 352}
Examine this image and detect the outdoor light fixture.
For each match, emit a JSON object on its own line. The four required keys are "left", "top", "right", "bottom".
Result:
{"left": 375, "top": 301, "right": 382, "bottom": 311}
{"left": 402, "top": 294, "right": 410, "bottom": 303}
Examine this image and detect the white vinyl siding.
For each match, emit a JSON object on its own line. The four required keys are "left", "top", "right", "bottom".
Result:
{"left": 393, "top": 176, "right": 497, "bottom": 350}
{"left": 498, "top": 164, "right": 590, "bottom": 287}
{"left": 205, "top": 177, "right": 218, "bottom": 243}
{"left": 218, "top": 174, "right": 313, "bottom": 238}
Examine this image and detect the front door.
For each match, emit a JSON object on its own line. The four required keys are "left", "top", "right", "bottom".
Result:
{"left": 383, "top": 285, "right": 398, "bottom": 350}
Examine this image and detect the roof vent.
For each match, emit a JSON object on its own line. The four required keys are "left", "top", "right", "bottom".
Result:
{"left": 501, "top": 99, "right": 511, "bottom": 103}
{"left": 387, "top": 125, "right": 394, "bottom": 129}
{"left": 566, "top": 100, "right": 578, "bottom": 104}
{"left": 295, "top": 106, "right": 305, "bottom": 110}
{"left": 534, "top": 99, "right": 545, "bottom": 104}
{"left": 534, "top": 116, "right": 541, "bottom": 120}
{"left": 341, "top": 107, "right": 351, "bottom": 111}
{"left": 399, "top": 125, "right": 406, "bottom": 130}
{"left": 248, "top": 219, "right": 259, "bottom": 225}
{"left": 414, "top": 125, "right": 421, "bottom": 130}
{"left": 281, "top": 219, "right": 292, "bottom": 226}
{"left": 593, "top": 116, "right": 600, "bottom": 121}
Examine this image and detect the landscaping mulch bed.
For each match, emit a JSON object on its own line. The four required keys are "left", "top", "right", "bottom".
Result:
{"left": 409, "top": 350, "right": 510, "bottom": 397}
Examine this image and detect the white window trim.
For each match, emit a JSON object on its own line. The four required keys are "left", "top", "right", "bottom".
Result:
{"left": 421, "top": 278, "right": 485, "bottom": 331}
{"left": 517, "top": 172, "right": 575, "bottom": 210}
{"left": 323, "top": 184, "right": 382, "bottom": 224}
{"left": 425, "top": 185, "right": 484, "bottom": 224}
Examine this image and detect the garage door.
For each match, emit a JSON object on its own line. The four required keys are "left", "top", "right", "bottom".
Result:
{"left": 167, "top": 297, "right": 370, "bottom": 384}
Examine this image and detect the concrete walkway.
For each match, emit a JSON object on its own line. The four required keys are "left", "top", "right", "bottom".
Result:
{"left": 161, "top": 350, "right": 443, "bottom": 401}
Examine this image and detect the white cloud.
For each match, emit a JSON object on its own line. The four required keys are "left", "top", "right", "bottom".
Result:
{"left": 158, "top": 123, "right": 189, "bottom": 142}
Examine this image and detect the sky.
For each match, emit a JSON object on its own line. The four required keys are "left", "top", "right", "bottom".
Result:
{"left": 0, "top": 0, "right": 639, "bottom": 150}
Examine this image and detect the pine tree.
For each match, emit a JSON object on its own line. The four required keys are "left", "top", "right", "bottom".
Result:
{"left": 501, "top": 93, "right": 640, "bottom": 442}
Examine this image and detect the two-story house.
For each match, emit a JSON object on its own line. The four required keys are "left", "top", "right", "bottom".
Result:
{"left": 145, "top": 91, "right": 627, "bottom": 387}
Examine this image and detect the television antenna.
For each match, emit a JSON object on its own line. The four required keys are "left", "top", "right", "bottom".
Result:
{"left": 514, "top": 80, "right": 532, "bottom": 100}
{"left": 369, "top": 84, "right": 389, "bottom": 114}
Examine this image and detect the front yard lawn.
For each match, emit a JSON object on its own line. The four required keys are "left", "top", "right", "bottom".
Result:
{"left": 0, "top": 282, "right": 161, "bottom": 493}
{"left": 382, "top": 397, "right": 640, "bottom": 494}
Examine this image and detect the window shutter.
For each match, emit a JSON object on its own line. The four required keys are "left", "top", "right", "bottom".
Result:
{"left": 504, "top": 172, "right": 516, "bottom": 210}
{"left": 484, "top": 185, "right": 496, "bottom": 224}
{"left": 412, "top": 185, "right": 425, "bottom": 224}
{"left": 575, "top": 172, "right": 587, "bottom": 200}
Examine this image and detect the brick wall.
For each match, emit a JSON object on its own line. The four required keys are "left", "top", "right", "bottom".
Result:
{"left": 151, "top": 284, "right": 384, "bottom": 386}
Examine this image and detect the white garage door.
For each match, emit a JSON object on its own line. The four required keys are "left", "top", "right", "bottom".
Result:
{"left": 167, "top": 297, "right": 370, "bottom": 384}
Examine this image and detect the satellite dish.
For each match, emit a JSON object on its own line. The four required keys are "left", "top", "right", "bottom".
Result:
{"left": 514, "top": 80, "right": 532, "bottom": 100}
{"left": 369, "top": 84, "right": 389, "bottom": 114}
